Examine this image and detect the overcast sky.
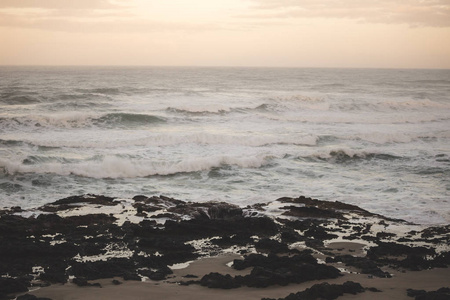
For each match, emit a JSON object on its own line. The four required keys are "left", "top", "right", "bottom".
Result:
{"left": 1, "top": 0, "right": 450, "bottom": 68}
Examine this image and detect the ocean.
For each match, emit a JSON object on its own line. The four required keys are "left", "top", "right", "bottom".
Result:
{"left": 0, "top": 66, "right": 449, "bottom": 224}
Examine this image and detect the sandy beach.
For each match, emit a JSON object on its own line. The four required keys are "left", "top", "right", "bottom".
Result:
{"left": 24, "top": 253, "right": 450, "bottom": 300}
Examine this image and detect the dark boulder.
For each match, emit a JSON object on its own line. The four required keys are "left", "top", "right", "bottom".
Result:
{"left": 0, "top": 277, "right": 29, "bottom": 299}
{"left": 200, "top": 273, "right": 240, "bottom": 289}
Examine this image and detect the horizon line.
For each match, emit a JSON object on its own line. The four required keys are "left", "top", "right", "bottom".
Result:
{"left": 1, "top": 64, "right": 449, "bottom": 71}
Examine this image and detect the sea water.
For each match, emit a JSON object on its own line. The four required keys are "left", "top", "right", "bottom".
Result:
{"left": 0, "top": 66, "right": 449, "bottom": 224}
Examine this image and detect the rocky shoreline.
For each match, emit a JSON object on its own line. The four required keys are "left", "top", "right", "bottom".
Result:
{"left": 0, "top": 195, "right": 449, "bottom": 300}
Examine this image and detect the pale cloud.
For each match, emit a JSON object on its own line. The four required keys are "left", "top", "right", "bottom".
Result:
{"left": 0, "top": 12, "right": 222, "bottom": 33}
{"left": 0, "top": 0, "right": 222, "bottom": 33}
{"left": 246, "top": 0, "right": 450, "bottom": 27}
{"left": 0, "top": 0, "right": 122, "bottom": 10}
{"left": 1, "top": 0, "right": 449, "bottom": 68}
{"left": 0, "top": 0, "right": 236, "bottom": 33}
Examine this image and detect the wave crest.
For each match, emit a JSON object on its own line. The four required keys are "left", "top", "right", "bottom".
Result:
{"left": 0, "top": 155, "right": 268, "bottom": 179}
{"left": 306, "top": 149, "right": 401, "bottom": 163}
{"left": 0, "top": 112, "right": 165, "bottom": 130}
{"left": 12, "top": 133, "right": 317, "bottom": 149}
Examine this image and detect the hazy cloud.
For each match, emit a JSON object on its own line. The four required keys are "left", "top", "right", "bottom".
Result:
{"left": 0, "top": 0, "right": 231, "bottom": 33}
{"left": 247, "top": 0, "right": 450, "bottom": 27}
{"left": 2, "top": 0, "right": 449, "bottom": 33}
{"left": 0, "top": 0, "right": 121, "bottom": 10}
{"left": 0, "top": 13, "right": 223, "bottom": 34}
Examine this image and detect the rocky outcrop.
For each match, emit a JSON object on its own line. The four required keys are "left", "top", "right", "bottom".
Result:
{"left": 0, "top": 194, "right": 448, "bottom": 299}
{"left": 263, "top": 281, "right": 365, "bottom": 300}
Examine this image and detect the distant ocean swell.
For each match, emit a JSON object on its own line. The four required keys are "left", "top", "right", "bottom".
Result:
{"left": 0, "top": 112, "right": 166, "bottom": 129}
{"left": 1, "top": 148, "right": 445, "bottom": 179}
{"left": 0, "top": 154, "right": 268, "bottom": 178}
{"left": 0, "top": 130, "right": 445, "bottom": 151}
{"left": 1, "top": 67, "right": 449, "bottom": 224}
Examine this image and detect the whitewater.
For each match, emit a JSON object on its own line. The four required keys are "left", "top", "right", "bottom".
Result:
{"left": 1, "top": 66, "right": 449, "bottom": 224}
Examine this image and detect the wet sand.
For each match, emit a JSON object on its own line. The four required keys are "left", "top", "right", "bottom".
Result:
{"left": 25, "top": 252, "right": 450, "bottom": 300}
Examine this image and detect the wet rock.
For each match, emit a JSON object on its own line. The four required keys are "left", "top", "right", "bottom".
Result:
{"left": 262, "top": 281, "right": 365, "bottom": 300}
{"left": 376, "top": 232, "right": 396, "bottom": 239}
{"left": 254, "top": 238, "right": 291, "bottom": 254}
{"left": 303, "top": 226, "right": 338, "bottom": 240}
{"left": 326, "top": 255, "right": 391, "bottom": 278}
{"left": 122, "top": 272, "right": 141, "bottom": 281}
{"left": 1, "top": 193, "right": 448, "bottom": 297}
{"left": 279, "top": 196, "right": 368, "bottom": 215}
{"left": 16, "top": 294, "right": 53, "bottom": 300}
{"left": 70, "top": 259, "right": 137, "bottom": 281}
{"left": 138, "top": 266, "right": 173, "bottom": 281}
{"left": 72, "top": 277, "right": 101, "bottom": 287}
{"left": 210, "top": 233, "right": 253, "bottom": 248}
{"left": 0, "top": 277, "right": 29, "bottom": 299}
{"left": 206, "top": 203, "right": 243, "bottom": 219}
{"left": 407, "top": 287, "right": 450, "bottom": 300}
{"left": 200, "top": 273, "right": 240, "bottom": 289}
{"left": 281, "top": 206, "right": 344, "bottom": 220}
{"left": 40, "top": 195, "right": 117, "bottom": 212}
{"left": 280, "top": 229, "right": 303, "bottom": 243}
{"left": 368, "top": 242, "right": 435, "bottom": 259}
{"left": 408, "top": 289, "right": 427, "bottom": 297}
{"left": 132, "top": 195, "right": 150, "bottom": 202}
{"left": 234, "top": 253, "right": 340, "bottom": 288}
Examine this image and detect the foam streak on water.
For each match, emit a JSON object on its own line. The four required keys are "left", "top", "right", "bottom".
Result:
{"left": 1, "top": 67, "right": 449, "bottom": 224}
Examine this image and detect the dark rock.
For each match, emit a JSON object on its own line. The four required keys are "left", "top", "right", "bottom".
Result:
{"left": 72, "top": 277, "right": 101, "bottom": 288}
{"left": 51, "top": 195, "right": 116, "bottom": 206}
{"left": 304, "top": 226, "right": 338, "bottom": 240}
{"left": 200, "top": 273, "right": 240, "bottom": 289}
{"left": 123, "top": 272, "right": 141, "bottom": 281}
{"left": 234, "top": 253, "right": 340, "bottom": 288}
{"left": 138, "top": 266, "right": 173, "bottom": 281}
{"left": 72, "top": 277, "right": 89, "bottom": 286}
{"left": 210, "top": 234, "right": 253, "bottom": 247}
{"left": 0, "top": 193, "right": 448, "bottom": 298}
{"left": 408, "top": 289, "right": 427, "bottom": 297}
{"left": 279, "top": 196, "right": 369, "bottom": 215}
{"left": 70, "top": 259, "right": 136, "bottom": 280}
{"left": 327, "top": 255, "right": 391, "bottom": 278}
{"left": 39, "top": 271, "right": 67, "bottom": 284}
{"left": 409, "top": 287, "right": 450, "bottom": 300}
{"left": 263, "top": 281, "right": 365, "bottom": 300}
{"left": 280, "top": 229, "right": 303, "bottom": 243}
{"left": 376, "top": 232, "right": 396, "bottom": 239}
{"left": 16, "top": 294, "right": 53, "bottom": 300}
{"left": 368, "top": 242, "right": 435, "bottom": 259}
{"left": 254, "top": 238, "right": 291, "bottom": 254}
{"left": 0, "top": 277, "right": 29, "bottom": 299}
{"left": 112, "top": 279, "right": 122, "bottom": 285}
{"left": 281, "top": 206, "right": 344, "bottom": 220}
{"left": 132, "top": 195, "right": 150, "bottom": 202}
{"left": 206, "top": 203, "right": 243, "bottom": 219}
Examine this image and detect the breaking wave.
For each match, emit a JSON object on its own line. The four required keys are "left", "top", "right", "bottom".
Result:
{"left": 96, "top": 113, "right": 166, "bottom": 126}
{"left": 0, "top": 155, "right": 268, "bottom": 179}
{"left": 166, "top": 105, "right": 233, "bottom": 115}
{"left": 0, "top": 112, "right": 166, "bottom": 130}
{"left": 75, "top": 88, "right": 122, "bottom": 95}
{"left": 9, "top": 133, "right": 318, "bottom": 149}
{"left": 0, "top": 94, "right": 41, "bottom": 105}
{"left": 304, "top": 149, "right": 402, "bottom": 163}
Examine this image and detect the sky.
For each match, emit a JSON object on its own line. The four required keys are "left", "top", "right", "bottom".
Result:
{"left": 1, "top": 0, "right": 450, "bottom": 68}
